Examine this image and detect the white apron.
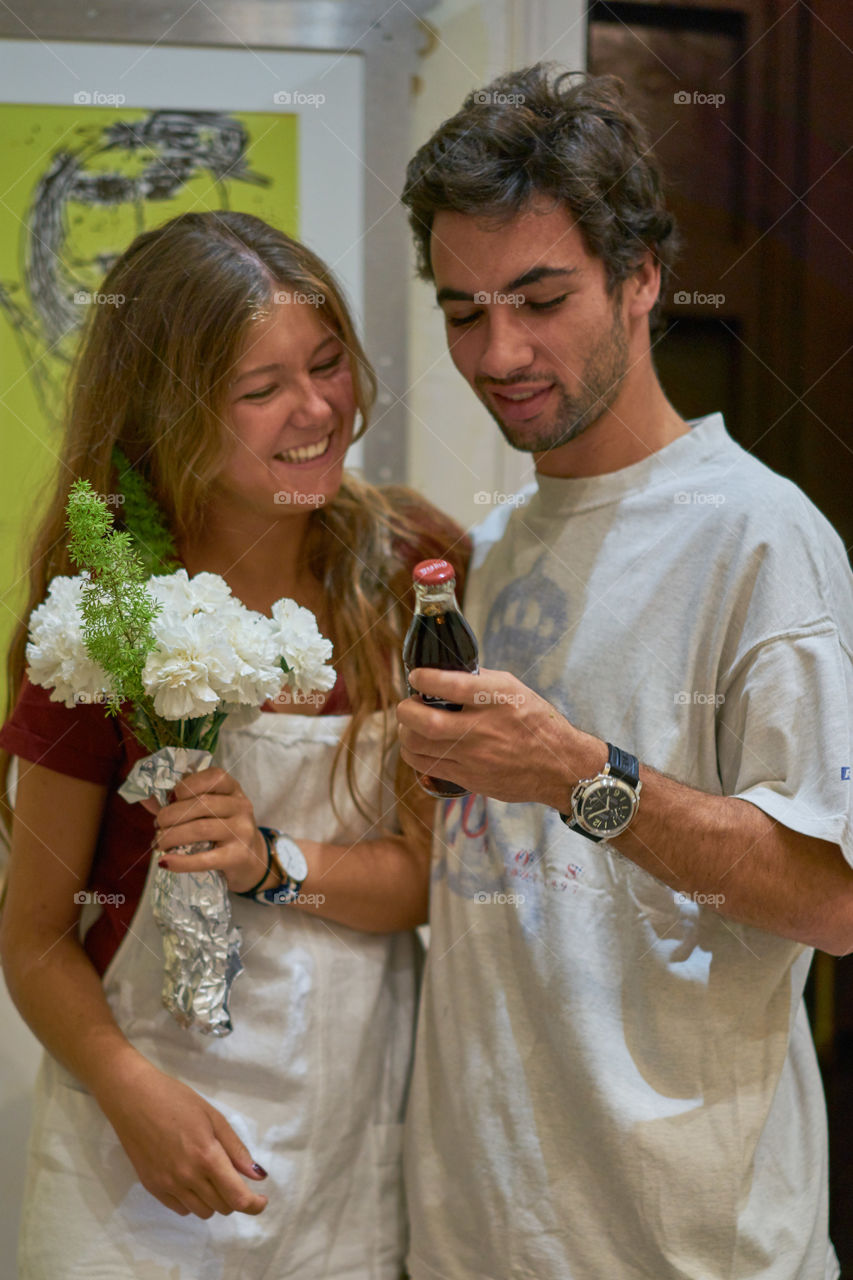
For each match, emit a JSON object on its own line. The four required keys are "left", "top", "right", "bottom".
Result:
{"left": 17, "top": 708, "right": 420, "bottom": 1279}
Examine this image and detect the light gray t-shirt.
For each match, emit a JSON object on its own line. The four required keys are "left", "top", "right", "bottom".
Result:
{"left": 404, "top": 415, "right": 853, "bottom": 1280}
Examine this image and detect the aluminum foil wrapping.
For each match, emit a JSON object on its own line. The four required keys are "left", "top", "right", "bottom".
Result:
{"left": 119, "top": 746, "right": 243, "bottom": 1037}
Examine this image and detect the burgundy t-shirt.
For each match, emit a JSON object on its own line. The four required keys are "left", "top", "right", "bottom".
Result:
{"left": 0, "top": 671, "right": 351, "bottom": 975}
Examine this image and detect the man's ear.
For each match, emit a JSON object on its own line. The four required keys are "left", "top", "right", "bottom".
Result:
{"left": 625, "top": 251, "right": 661, "bottom": 320}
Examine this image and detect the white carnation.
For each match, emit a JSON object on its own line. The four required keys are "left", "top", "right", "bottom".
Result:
{"left": 142, "top": 611, "right": 233, "bottom": 720}
{"left": 217, "top": 608, "right": 284, "bottom": 705}
{"left": 269, "top": 598, "right": 336, "bottom": 696}
{"left": 147, "top": 569, "right": 239, "bottom": 620}
{"left": 25, "top": 575, "right": 111, "bottom": 708}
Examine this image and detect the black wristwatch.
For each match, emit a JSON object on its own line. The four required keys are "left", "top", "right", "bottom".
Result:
{"left": 560, "top": 743, "right": 642, "bottom": 842}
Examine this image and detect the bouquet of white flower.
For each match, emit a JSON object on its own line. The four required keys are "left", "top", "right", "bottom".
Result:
{"left": 25, "top": 481, "right": 336, "bottom": 1035}
{"left": 28, "top": 569, "right": 334, "bottom": 724}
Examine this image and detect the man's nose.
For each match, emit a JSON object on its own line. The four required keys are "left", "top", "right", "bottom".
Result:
{"left": 477, "top": 310, "right": 535, "bottom": 382}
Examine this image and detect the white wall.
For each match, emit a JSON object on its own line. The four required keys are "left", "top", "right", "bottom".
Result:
{"left": 406, "top": 0, "right": 587, "bottom": 532}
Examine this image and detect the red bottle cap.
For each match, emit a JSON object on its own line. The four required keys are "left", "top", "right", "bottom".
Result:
{"left": 413, "top": 558, "right": 456, "bottom": 585}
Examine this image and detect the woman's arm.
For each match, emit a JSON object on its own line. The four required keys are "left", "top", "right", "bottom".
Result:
{"left": 155, "top": 764, "right": 435, "bottom": 931}
{"left": 1, "top": 759, "right": 269, "bottom": 1218}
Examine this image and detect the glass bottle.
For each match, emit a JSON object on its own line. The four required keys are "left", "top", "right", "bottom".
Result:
{"left": 403, "top": 559, "right": 479, "bottom": 798}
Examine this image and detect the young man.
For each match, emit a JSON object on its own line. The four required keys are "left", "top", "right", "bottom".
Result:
{"left": 397, "top": 66, "right": 853, "bottom": 1280}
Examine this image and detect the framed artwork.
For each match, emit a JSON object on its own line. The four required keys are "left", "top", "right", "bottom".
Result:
{"left": 0, "top": 39, "right": 363, "bottom": 695}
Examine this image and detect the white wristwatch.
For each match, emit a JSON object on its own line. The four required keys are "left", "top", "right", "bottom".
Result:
{"left": 253, "top": 827, "right": 308, "bottom": 905}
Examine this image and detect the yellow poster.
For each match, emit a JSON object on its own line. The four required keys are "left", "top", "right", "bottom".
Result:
{"left": 0, "top": 104, "right": 299, "bottom": 708}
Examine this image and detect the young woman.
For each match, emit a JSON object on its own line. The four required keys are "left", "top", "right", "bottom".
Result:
{"left": 0, "top": 211, "right": 466, "bottom": 1278}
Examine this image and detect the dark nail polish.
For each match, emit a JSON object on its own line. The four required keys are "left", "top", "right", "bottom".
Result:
{"left": 158, "top": 858, "right": 169, "bottom": 869}
{"left": 251, "top": 1163, "right": 268, "bottom": 1178}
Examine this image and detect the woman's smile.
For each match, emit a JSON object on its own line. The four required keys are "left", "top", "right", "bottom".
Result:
{"left": 274, "top": 433, "right": 333, "bottom": 465}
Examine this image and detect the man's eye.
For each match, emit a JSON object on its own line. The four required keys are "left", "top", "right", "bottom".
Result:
{"left": 446, "top": 312, "right": 480, "bottom": 329}
{"left": 242, "top": 384, "right": 276, "bottom": 401}
{"left": 528, "top": 293, "right": 570, "bottom": 311}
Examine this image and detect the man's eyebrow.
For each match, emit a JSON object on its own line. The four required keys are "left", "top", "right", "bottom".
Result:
{"left": 435, "top": 266, "right": 578, "bottom": 305}
{"left": 232, "top": 335, "right": 338, "bottom": 384}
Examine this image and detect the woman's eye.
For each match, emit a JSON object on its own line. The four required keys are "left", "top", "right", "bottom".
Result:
{"left": 312, "top": 353, "right": 344, "bottom": 375}
{"left": 528, "top": 293, "right": 570, "bottom": 311}
{"left": 242, "top": 385, "right": 276, "bottom": 401}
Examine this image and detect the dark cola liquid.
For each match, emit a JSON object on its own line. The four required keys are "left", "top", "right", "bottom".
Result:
{"left": 403, "top": 608, "right": 479, "bottom": 798}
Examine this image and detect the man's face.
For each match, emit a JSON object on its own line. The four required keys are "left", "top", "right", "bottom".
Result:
{"left": 430, "top": 199, "right": 630, "bottom": 458}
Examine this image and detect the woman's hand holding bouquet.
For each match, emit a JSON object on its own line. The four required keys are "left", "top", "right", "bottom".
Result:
{"left": 25, "top": 480, "right": 335, "bottom": 1034}
{"left": 154, "top": 766, "right": 271, "bottom": 895}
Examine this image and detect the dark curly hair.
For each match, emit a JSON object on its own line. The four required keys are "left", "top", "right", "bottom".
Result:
{"left": 402, "top": 65, "right": 679, "bottom": 327}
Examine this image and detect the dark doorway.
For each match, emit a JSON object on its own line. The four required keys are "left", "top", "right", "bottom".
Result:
{"left": 588, "top": 0, "right": 852, "bottom": 552}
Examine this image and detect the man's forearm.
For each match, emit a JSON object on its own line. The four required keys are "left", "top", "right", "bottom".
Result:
{"left": 398, "top": 668, "right": 853, "bottom": 952}
{"left": 542, "top": 732, "right": 853, "bottom": 954}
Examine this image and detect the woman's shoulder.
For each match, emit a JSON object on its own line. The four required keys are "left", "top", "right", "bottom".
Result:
{"left": 0, "top": 674, "right": 126, "bottom": 786}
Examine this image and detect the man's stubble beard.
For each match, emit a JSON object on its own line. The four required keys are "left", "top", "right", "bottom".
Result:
{"left": 483, "top": 304, "right": 630, "bottom": 455}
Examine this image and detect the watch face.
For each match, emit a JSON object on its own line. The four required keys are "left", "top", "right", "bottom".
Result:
{"left": 578, "top": 778, "right": 636, "bottom": 834}
{"left": 275, "top": 836, "right": 308, "bottom": 884}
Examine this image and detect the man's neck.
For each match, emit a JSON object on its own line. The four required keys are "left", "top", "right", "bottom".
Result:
{"left": 534, "top": 357, "right": 689, "bottom": 480}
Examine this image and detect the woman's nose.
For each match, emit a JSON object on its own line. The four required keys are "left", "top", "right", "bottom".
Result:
{"left": 287, "top": 379, "right": 335, "bottom": 431}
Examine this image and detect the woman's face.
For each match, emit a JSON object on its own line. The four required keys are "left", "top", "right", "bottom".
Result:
{"left": 218, "top": 295, "right": 356, "bottom": 518}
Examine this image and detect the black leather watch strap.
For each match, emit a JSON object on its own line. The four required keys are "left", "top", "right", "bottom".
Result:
{"left": 571, "top": 822, "right": 604, "bottom": 842}
{"left": 605, "top": 742, "right": 640, "bottom": 786}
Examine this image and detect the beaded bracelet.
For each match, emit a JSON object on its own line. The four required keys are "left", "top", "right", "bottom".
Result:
{"left": 236, "top": 829, "right": 274, "bottom": 898}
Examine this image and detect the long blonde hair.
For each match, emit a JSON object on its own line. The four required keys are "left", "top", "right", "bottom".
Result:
{"left": 2, "top": 211, "right": 466, "bottom": 826}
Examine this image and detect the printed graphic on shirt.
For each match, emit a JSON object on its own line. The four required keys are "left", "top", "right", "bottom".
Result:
{"left": 478, "top": 551, "right": 573, "bottom": 714}
{"left": 434, "top": 793, "right": 503, "bottom": 900}
{"left": 436, "top": 789, "right": 593, "bottom": 943}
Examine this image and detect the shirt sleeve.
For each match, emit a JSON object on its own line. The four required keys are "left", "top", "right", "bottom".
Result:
{"left": 716, "top": 623, "right": 853, "bottom": 866}
{"left": 0, "top": 673, "right": 121, "bottom": 786}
